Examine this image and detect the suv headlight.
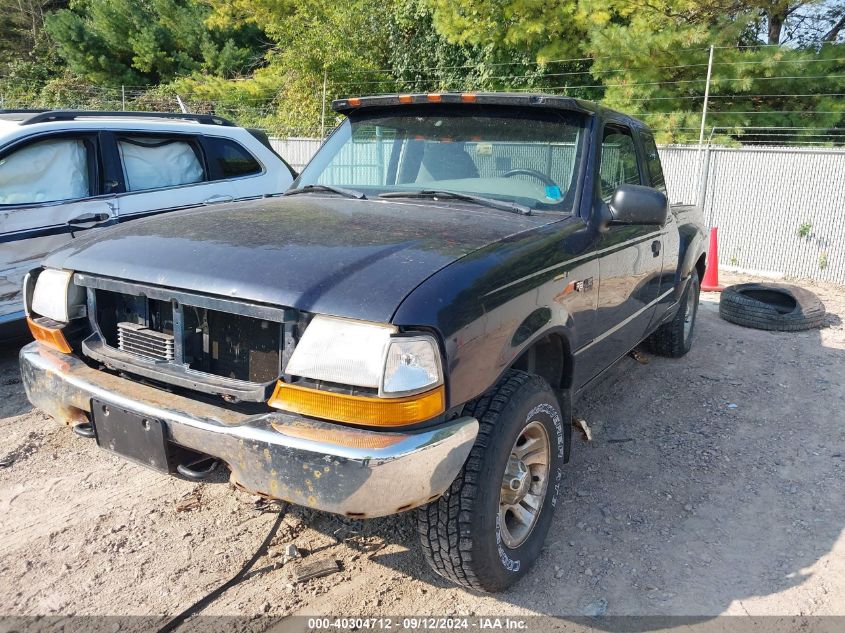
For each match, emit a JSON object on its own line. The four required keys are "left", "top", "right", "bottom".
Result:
{"left": 284, "top": 315, "right": 443, "bottom": 396}
{"left": 29, "top": 269, "right": 86, "bottom": 323}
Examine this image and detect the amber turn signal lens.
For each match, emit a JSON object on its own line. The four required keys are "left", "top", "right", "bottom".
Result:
{"left": 268, "top": 383, "right": 445, "bottom": 427}
{"left": 27, "top": 317, "right": 72, "bottom": 354}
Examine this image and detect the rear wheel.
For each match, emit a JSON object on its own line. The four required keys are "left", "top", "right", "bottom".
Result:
{"left": 648, "top": 269, "right": 700, "bottom": 358}
{"left": 417, "top": 370, "right": 565, "bottom": 592}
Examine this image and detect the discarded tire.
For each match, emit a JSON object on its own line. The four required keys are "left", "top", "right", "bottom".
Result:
{"left": 719, "top": 283, "right": 826, "bottom": 331}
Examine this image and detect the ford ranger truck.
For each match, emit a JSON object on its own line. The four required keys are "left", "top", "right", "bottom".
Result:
{"left": 19, "top": 93, "right": 707, "bottom": 592}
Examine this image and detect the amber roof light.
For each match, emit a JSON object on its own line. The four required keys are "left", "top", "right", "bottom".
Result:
{"left": 330, "top": 92, "right": 591, "bottom": 116}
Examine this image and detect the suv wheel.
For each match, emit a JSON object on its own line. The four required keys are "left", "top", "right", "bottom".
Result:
{"left": 648, "top": 269, "right": 700, "bottom": 358}
{"left": 417, "top": 370, "right": 565, "bottom": 592}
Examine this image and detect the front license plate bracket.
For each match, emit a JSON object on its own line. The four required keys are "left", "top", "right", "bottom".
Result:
{"left": 91, "top": 399, "right": 172, "bottom": 473}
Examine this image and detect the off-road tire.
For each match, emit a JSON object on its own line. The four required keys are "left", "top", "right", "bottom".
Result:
{"left": 719, "top": 283, "right": 825, "bottom": 332}
{"left": 648, "top": 270, "right": 700, "bottom": 358}
{"left": 417, "top": 370, "right": 565, "bottom": 592}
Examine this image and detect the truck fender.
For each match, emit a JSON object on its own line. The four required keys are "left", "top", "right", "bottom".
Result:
{"left": 675, "top": 229, "right": 706, "bottom": 302}
{"left": 482, "top": 322, "right": 575, "bottom": 462}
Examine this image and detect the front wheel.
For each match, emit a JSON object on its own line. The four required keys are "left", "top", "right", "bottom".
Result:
{"left": 417, "top": 370, "right": 565, "bottom": 592}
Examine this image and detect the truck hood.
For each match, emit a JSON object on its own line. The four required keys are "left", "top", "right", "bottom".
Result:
{"left": 45, "top": 196, "right": 558, "bottom": 322}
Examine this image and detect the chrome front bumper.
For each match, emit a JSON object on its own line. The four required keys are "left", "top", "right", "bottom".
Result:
{"left": 19, "top": 342, "right": 478, "bottom": 517}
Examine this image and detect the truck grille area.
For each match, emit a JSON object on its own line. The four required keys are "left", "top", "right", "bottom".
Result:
{"left": 117, "top": 322, "right": 175, "bottom": 362}
{"left": 92, "top": 287, "right": 288, "bottom": 389}
{"left": 183, "top": 309, "right": 280, "bottom": 383}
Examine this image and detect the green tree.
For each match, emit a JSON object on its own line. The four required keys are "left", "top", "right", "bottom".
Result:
{"left": 180, "top": 0, "right": 561, "bottom": 133}
{"left": 173, "top": 0, "right": 395, "bottom": 134}
{"left": 0, "top": 0, "right": 68, "bottom": 106}
{"left": 423, "top": 0, "right": 845, "bottom": 144}
{"left": 44, "top": 0, "right": 265, "bottom": 86}
{"left": 0, "top": 0, "right": 67, "bottom": 65}
{"left": 385, "top": 0, "right": 550, "bottom": 93}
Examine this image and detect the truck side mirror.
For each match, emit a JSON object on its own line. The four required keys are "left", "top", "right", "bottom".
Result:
{"left": 608, "top": 184, "right": 668, "bottom": 226}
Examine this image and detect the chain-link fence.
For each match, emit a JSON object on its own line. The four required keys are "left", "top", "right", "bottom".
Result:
{"left": 662, "top": 144, "right": 845, "bottom": 283}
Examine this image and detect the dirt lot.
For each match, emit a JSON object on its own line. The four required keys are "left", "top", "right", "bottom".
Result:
{"left": 1, "top": 272, "right": 844, "bottom": 629}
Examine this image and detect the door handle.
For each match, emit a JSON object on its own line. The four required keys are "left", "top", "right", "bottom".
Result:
{"left": 67, "top": 212, "right": 111, "bottom": 228}
{"left": 651, "top": 240, "right": 662, "bottom": 257}
{"left": 203, "top": 194, "right": 234, "bottom": 205}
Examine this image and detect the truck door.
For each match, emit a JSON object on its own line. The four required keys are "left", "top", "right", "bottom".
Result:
{"left": 589, "top": 123, "right": 664, "bottom": 374}
{"left": 639, "top": 130, "right": 679, "bottom": 326}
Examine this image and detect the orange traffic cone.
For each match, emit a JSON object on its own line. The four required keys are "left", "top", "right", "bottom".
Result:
{"left": 701, "top": 226, "right": 725, "bottom": 292}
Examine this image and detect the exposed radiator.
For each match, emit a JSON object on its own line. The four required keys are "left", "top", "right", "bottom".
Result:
{"left": 117, "top": 322, "right": 175, "bottom": 362}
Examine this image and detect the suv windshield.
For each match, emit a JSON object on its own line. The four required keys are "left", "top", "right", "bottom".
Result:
{"left": 295, "top": 106, "right": 586, "bottom": 212}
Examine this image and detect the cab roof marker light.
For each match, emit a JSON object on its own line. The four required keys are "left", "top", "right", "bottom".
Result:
{"left": 398, "top": 95, "right": 413, "bottom": 104}
{"left": 347, "top": 97, "right": 361, "bottom": 106}
{"left": 461, "top": 93, "right": 477, "bottom": 103}
{"left": 427, "top": 94, "right": 442, "bottom": 103}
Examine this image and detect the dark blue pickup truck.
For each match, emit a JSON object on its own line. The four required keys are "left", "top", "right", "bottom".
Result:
{"left": 20, "top": 93, "right": 707, "bottom": 591}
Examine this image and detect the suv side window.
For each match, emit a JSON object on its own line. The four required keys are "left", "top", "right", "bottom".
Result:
{"left": 639, "top": 131, "right": 666, "bottom": 193}
{"left": 204, "top": 137, "right": 263, "bottom": 179}
{"left": 598, "top": 125, "right": 641, "bottom": 202}
{"left": 0, "top": 136, "right": 94, "bottom": 205}
{"left": 116, "top": 135, "right": 205, "bottom": 192}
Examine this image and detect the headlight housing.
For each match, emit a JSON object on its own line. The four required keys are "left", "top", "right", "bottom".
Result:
{"left": 284, "top": 315, "right": 443, "bottom": 397}
{"left": 382, "top": 336, "right": 442, "bottom": 395}
{"left": 29, "top": 269, "right": 86, "bottom": 323}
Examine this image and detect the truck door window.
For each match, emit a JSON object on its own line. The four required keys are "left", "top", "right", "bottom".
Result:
{"left": 117, "top": 135, "right": 205, "bottom": 192}
{"left": 639, "top": 131, "right": 666, "bottom": 193}
{"left": 598, "top": 126, "right": 641, "bottom": 202}
{"left": 0, "top": 137, "right": 93, "bottom": 205}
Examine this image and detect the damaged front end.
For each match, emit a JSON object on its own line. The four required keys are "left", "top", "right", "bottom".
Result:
{"left": 20, "top": 343, "right": 478, "bottom": 517}
{"left": 19, "top": 270, "right": 479, "bottom": 517}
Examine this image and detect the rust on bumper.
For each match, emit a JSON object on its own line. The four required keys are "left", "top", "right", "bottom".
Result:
{"left": 19, "top": 342, "right": 478, "bottom": 517}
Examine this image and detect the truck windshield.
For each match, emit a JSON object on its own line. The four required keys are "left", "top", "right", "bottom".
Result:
{"left": 295, "top": 106, "right": 586, "bottom": 212}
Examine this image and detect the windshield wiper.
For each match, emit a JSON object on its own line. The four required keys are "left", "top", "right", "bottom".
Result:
{"left": 379, "top": 189, "right": 531, "bottom": 216}
{"left": 284, "top": 184, "right": 367, "bottom": 200}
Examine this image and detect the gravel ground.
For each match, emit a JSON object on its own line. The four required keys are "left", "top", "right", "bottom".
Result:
{"left": 1, "top": 272, "right": 843, "bottom": 630}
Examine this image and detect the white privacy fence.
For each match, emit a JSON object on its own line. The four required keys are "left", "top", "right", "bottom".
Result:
{"left": 271, "top": 138, "right": 845, "bottom": 284}
{"left": 272, "top": 137, "right": 323, "bottom": 171}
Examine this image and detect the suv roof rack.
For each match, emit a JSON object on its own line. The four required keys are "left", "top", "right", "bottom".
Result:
{"left": 18, "top": 110, "right": 236, "bottom": 127}
{"left": 0, "top": 109, "right": 50, "bottom": 121}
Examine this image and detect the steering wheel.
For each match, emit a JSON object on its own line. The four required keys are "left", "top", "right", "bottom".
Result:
{"left": 502, "top": 168, "right": 559, "bottom": 190}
